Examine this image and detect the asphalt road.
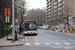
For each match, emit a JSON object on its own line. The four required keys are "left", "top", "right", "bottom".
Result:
{"left": 0, "top": 29, "right": 75, "bottom": 50}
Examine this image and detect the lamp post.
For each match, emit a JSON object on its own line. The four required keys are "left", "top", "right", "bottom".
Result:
{"left": 12, "top": 0, "right": 15, "bottom": 42}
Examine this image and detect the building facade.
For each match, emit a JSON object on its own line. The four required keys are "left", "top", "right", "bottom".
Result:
{"left": 46, "top": 0, "right": 75, "bottom": 26}
{"left": 0, "top": 0, "right": 12, "bottom": 29}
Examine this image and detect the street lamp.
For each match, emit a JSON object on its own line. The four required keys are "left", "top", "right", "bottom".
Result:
{"left": 12, "top": 0, "right": 15, "bottom": 42}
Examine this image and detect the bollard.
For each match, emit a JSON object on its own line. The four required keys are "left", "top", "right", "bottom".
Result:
{"left": 60, "top": 30, "right": 62, "bottom": 32}
{"left": 70, "top": 31, "right": 72, "bottom": 34}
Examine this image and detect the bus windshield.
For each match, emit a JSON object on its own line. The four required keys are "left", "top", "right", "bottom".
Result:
{"left": 25, "top": 22, "right": 37, "bottom": 31}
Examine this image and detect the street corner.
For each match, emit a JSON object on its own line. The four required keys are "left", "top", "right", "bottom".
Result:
{"left": 0, "top": 43, "right": 24, "bottom": 47}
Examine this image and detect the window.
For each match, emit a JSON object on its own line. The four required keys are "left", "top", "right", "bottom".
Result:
{"left": 50, "top": 0, "right": 52, "bottom": 2}
{"left": 55, "top": 0, "right": 58, "bottom": 2}
{"left": 25, "top": 22, "right": 37, "bottom": 30}
{"left": 58, "top": 0, "right": 61, "bottom": 2}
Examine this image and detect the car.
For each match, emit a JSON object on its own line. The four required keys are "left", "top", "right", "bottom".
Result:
{"left": 37, "top": 26, "right": 42, "bottom": 29}
{"left": 41, "top": 26, "right": 48, "bottom": 30}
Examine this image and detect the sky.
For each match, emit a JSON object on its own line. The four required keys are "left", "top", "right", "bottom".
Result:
{"left": 27, "top": 0, "right": 46, "bottom": 10}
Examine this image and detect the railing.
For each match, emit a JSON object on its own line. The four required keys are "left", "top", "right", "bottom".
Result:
{"left": 0, "top": 28, "right": 12, "bottom": 39}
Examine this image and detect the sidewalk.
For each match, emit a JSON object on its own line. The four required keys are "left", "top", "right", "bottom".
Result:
{"left": 0, "top": 34, "right": 24, "bottom": 47}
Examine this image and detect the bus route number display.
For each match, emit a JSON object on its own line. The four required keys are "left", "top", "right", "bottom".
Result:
{"left": 25, "top": 22, "right": 35, "bottom": 23}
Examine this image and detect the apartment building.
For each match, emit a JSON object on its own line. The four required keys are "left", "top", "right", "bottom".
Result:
{"left": 46, "top": 0, "right": 75, "bottom": 25}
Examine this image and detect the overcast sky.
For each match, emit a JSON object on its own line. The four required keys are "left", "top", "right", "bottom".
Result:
{"left": 27, "top": 0, "right": 46, "bottom": 9}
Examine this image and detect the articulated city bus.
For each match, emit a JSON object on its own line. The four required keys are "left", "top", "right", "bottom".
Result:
{"left": 23, "top": 20, "right": 38, "bottom": 35}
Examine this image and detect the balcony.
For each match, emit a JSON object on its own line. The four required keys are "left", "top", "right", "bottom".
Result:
{"left": 49, "top": 9, "right": 51, "bottom": 11}
{"left": 59, "top": 0, "right": 63, "bottom": 3}
{"left": 58, "top": 8, "right": 62, "bottom": 10}
{"left": 58, "top": 0, "right": 62, "bottom": 2}
{"left": 54, "top": 10, "right": 57, "bottom": 12}
{"left": 49, "top": 6, "right": 51, "bottom": 8}
{"left": 48, "top": 0, "right": 51, "bottom": 2}
{"left": 54, "top": 14, "right": 56, "bottom": 16}
{"left": 54, "top": 6, "right": 57, "bottom": 9}
{"left": 58, "top": 12, "right": 62, "bottom": 15}
{"left": 54, "top": 2, "right": 57, "bottom": 5}
{"left": 49, "top": 2, "right": 51, "bottom": 5}
{"left": 48, "top": 12, "right": 51, "bottom": 15}
{"left": 58, "top": 3, "right": 63, "bottom": 6}
{"left": 49, "top": 16, "right": 51, "bottom": 17}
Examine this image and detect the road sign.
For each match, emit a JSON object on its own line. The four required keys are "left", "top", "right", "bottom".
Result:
{"left": 8, "top": 9, "right": 10, "bottom": 16}
{"left": 5, "top": 8, "right": 10, "bottom": 23}
{"left": 5, "top": 16, "right": 10, "bottom": 23}
{"left": 70, "top": 28, "right": 72, "bottom": 31}
{"left": 5, "top": 9, "right": 7, "bottom": 16}
{"left": 15, "top": 18, "right": 17, "bottom": 22}
{"left": 5, "top": 16, "right": 7, "bottom": 22}
{"left": 64, "top": 24, "right": 66, "bottom": 26}
{"left": 8, "top": 16, "right": 10, "bottom": 23}
{"left": 61, "top": 24, "right": 64, "bottom": 26}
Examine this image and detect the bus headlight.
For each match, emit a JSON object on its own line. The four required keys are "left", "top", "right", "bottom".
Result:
{"left": 24, "top": 32, "right": 27, "bottom": 33}
{"left": 35, "top": 32, "right": 37, "bottom": 33}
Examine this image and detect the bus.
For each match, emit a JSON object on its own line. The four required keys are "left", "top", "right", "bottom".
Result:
{"left": 23, "top": 20, "right": 38, "bottom": 35}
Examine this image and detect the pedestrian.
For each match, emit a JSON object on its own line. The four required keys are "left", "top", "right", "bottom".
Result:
{"left": 20, "top": 27, "right": 23, "bottom": 34}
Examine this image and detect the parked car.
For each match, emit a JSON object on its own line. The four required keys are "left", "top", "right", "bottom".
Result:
{"left": 41, "top": 25, "right": 48, "bottom": 30}
{"left": 37, "top": 26, "right": 42, "bottom": 29}
{"left": 52, "top": 26, "right": 56, "bottom": 31}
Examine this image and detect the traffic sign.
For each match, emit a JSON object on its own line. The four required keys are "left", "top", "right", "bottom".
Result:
{"left": 5, "top": 8, "right": 7, "bottom": 16}
{"left": 8, "top": 9, "right": 10, "bottom": 16}
{"left": 5, "top": 8, "right": 10, "bottom": 23}
{"left": 5, "top": 16, "right": 7, "bottom": 22}
{"left": 5, "top": 16, "right": 10, "bottom": 23}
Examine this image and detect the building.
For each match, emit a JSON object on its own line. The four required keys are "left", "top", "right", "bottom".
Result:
{"left": 46, "top": 0, "right": 75, "bottom": 26}
{"left": 0, "top": 0, "right": 12, "bottom": 29}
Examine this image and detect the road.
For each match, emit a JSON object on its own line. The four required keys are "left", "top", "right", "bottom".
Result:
{"left": 0, "top": 29, "right": 75, "bottom": 50}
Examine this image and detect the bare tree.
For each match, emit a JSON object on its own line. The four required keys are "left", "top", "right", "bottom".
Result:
{"left": 15, "top": 0, "right": 28, "bottom": 26}
{"left": 63, "top": 0, "right": 73, "bottom": 33}
{"left": 25, "top": 8, "right": 46, "bottom": 25}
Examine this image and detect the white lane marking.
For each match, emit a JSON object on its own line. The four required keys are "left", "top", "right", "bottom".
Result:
{"left": 61, "top": 37, "right": 75, "bottom": 41}
{"left": 45, "top": 43, "right": 50, "bottom": 45}
{"left": 22, "top": 39, "right": 24, "bottom": 44}
{"left": 25, "top": 43, "right": 30, "bottom": 45}
{"left": 64, "top": 43, "right": 71, "bottom": 45}
{"left": 54, "top": 43, "right": 61, "bottom": 45}
{"left": 32, "top": 36, "right": 37, "bottom": 42}
{"left": 32, "top": 36, "right": 39, "bottom": 42}
{"left": 35, "top": 43, "right": 40, "bottom": 45}
{"left": 25, "top": 37, "right": 28, "bottom": 42}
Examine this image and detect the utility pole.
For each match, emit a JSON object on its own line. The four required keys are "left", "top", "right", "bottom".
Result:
{"left": 12, "top": 0, "right": 15, "bottom": 42}
{"left": 17, "top": 8, "right": 19, "bottom": 34}
{"left": 19, "top": 8, "right": 20, "bottom": 30}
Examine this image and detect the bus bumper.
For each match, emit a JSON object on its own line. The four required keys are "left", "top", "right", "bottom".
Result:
{"left": 24, "top": 33, "right": 38, "bottom": 35}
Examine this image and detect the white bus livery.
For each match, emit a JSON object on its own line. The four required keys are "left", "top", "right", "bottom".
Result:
{"left": 23, "top": 20, "right": 38, "bottom": 35}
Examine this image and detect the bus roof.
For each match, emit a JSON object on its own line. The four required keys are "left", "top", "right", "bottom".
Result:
{"left": 24, "top": 20, "right": 37, "bottom": 22}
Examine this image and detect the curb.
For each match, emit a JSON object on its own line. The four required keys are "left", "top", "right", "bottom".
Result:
{"left": 0, "top": 43, "right": 24, "bottom": 47}
{"left": 48, "top": 29, "right": 75, "bottom": 35}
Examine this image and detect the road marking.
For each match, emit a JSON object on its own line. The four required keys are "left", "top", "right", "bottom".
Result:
{"left": 24, "top": 42, "right": 75, "bottom": 46}
{"left": 60, "top": 37, "right": 75, "bottom": 41}
{"left": 35, "top": 43, "right": 40, "bottom": 45}
{"left": 25, "top": 43, "right": 30, "bottom": 45}
{"left": 25, "top": 37, "right": 28, "bottom": 42}
{"left": 54, "top": 43, "right": 61, "bottom": 45}
{"left": 32, "top": 36, "right": 37, "bottom": 42}
{"left": 45, "top": 43, "right": 50, "bottom": 45}
{"left": 22, "top": 39, "right": 24, "bottom": 44}
{"left": 64, "top": 43, "right": 71, "bottom": 45}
